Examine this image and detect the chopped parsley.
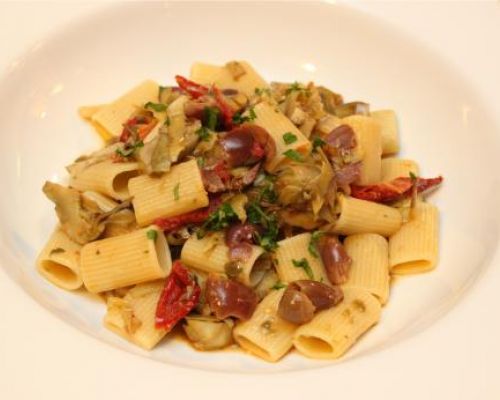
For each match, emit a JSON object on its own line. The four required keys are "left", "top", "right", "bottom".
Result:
{"left": 196, "top": 157, "right": 205, "bottom": 167}
{"left": 247, "top": 202, "right": 279, "bottom": 251}
{"left": 115, "top": 140, "right": 144, "bottom": 158}
{"left": 283, "top": 149, "right": 303, "bottom": 162}
{"left": 285, "top": 81, "right": 306, "bottom": 95}
{"left": 202, "top": 106, "right": 220, "bottom": 131}
{"left": 282, "top": 132, "right": 298, "bottom": 145}
{"left": 164, "top": 116, "right": 171, "bottom": 126}
{"left": 146, "top": 229, "right": 158, "bottom": 241}
{"left": 199, "top": 203, "right": 239, "bottom": 236}
{"left": 271, "top": 281, "right": 287, "bottom": 290}
{"left": 173, "top": 183, "right": 180, "bottom": 201}
{"left": 232, "top": 107, "right": 257, "bottom": 125}
{"left": 312, "top": 137, "right": 326, "bottom": 151}
{"left": 308, "top": 230, "right": 324, "bottom": 258}
{"left": 196, "top": 126, "right": 212, "bottom": 142}
{"left": 254, "top": 173, "right": 278, "bottom": 203}
{"left": 409, "top": 171, "right": 418, "bottom": 181}
{"left": 144, "top": 102, "right": 167, "bottom": 112}
{"left": 254, "top": 87, "right": 271, "bottom": 96}
{"left": 292, "top": 258, "right": 314, "bottom": 280}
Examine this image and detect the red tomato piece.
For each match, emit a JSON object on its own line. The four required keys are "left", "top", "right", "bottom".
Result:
{"left": 155, "top": 261, "right": 201, "bottom": 330}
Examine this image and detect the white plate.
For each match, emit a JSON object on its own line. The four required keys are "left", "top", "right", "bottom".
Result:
{"left": 1, "top": 0, "right": 499, "bottom": 387}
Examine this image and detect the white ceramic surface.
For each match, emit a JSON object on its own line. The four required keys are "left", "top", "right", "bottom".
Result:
{"left": 0, "top": 0, "right": 499, "bottom": 380}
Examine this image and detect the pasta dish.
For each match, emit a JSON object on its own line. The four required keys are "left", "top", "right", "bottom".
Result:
{"left": 37, "top": 61, "right": 442, "bottom": 362}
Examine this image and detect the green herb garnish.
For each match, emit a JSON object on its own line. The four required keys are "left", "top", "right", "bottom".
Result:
{"left": 292, "top": 258, "right": 314, "bottom": 280}
{"left": 164, "top": 116, "right": 171, "bottom": 126}
{"left": 199, "top": 203, "right": 239, "bottom": 236}
{"left": 196, "top": 126, "right": 212, "bottom": 142}
{"left": 283, "top": 132, "right": 298, "bottom": 145}
{"left": 232, "top": 107, "right": 257, "bottom": 125}
{"left": 197, "top": 157, "right": 205, "bottom": 167}
{"left": 173, "top": 183, "right": 180, "bottom": 201}
{"left": 409, "top": 171, "right": 417, "bottom": 181}
{"left": 115, "top": 140, "right": 144, "bottom": 158}
{"left": 254, "top": 87, "right": 271, "bottom": 96}
{"left": 283, "top": 149, "right": 304, "bottom": 162}
{"left": 146, "top": 229, "right": 158, "bottom": 241}
{"left": 202, "top": 106, "right": 220, "bottom": 131}
{"left": 271, "top": 282, "right": 287, "bottom": 290}
{"left": 312, "top": 137, "right": 326, "bottom": 151}
{"left": 308, "top": 230, "right": 324, "bottom": 258}
{"left": 144, "top": 102, "right": 167, "bottom": 112}
{"left": 285, "top": 81, "right": 305, "bottom": 95}
{"left": 247, "top": 202, "right": 279, "bottom": 251}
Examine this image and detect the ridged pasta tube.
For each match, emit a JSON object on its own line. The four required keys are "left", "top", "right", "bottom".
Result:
{"left": 343, "top": 234, "right": 390, "bottom": 304}
{"left": 190, "top": 61, "right": 268, "bottom": 97}
{"left": 332, "top": 195, "right": 402, "bottom": 237}
{"left": 293, "top": 287, "right": 381, "bottom": 359}
{"left": 80, "top": 226, "right": 171, "bottom": 293}
{"left": 389, "top": 202, "right": 439, "bottom": 274}
{"left": 381, "top": 158, "right": 419, "bottom": 182}
{"left": 342, "top": 115, "right": 382, "bottom": 185}
{"left": 91, "top": 80, "right": 159, "bottom": 139}
{"left": 371, "top": 109, "right": 399, "bottom": 155}
{"left": 274, "top": 233, "right": 329, "bottom": 283}
{"left": 233, "top": 289, "right": 296, "bottom": 362}
{"left": 252, "top": 102, "right": 312, "bottom": 172}
{"left": 128, "top": 159, "right": 209, "bottom": 226}
{"left": 69, "top": 160, "right": 139, "bottom": 201}
{"left": 36, "top": 228, "right": 83, "bottom": 290}
{"left": 181, "top": 232, "right": 266, "bottom": 286}
{"left": 104, "top": 280, "right": 167, "bottom": 350}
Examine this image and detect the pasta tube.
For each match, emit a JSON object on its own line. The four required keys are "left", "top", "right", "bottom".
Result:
{"left": 128, "top": 159, "right": 209, "bottom": 226}
{"left": 332, "top": 195, "right": 402, "bottom": 237}
{"left": 371, "top": 109, "right": 399, "bottom": 155}
{"left": 274, "top": 233, "right": 329, "bottom": 283}
{"left": 293, "top": 287, "right": 381, "bottom": 359}
{"left": 80, "top": 226, "right": 171, "bottom": 293}
{"left": 342, "top": 115, "right": 382, "bottom": 185}
{"left": 343, "top": 234, "right": 390, "bottom": 304}
{"left": 233, "top": 289, "right": 296, "bottom": 362}
{"left": 69, "top": 160, "right": 139, "bottom": 201}
{"left": 389, "top": 202, "right": 439, "bottom": 274}
{"left": 104, "top": 280, "right": 167, "bottom": 350}
{"left": 36, "top": 228, "right": 83, "bottom": 290}
{"left": 91, "top": 80, "right": 159, "bottom": 139}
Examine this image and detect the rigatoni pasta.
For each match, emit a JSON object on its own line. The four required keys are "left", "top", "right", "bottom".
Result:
{"left": 39, "top": 60, "right": 443, "bottom": 362}
{"left": 343, "top": 234, "right": 390, "bottom": 304}
{"left": 80, "top": 226, "right": 171, "bottom": 293}
{"left": 389, "top": 202, "right": 439, "bottom": 274}
{"left": 333, "top": 194, "right": 402, "bottom": 237}
{"left": 128, "top": 159, "right": 209, "bottom": 226}
{"left": 36, "top": 228, "right": 83, "bottom": 290}
{"left": 293, "top": 287, "right": 381, "bottom": 359}
{"left": 233, "top": 289, "right": 296, "bottom": 362}
{"left": 69, "top": 159, "right": 139, "bottom": 201}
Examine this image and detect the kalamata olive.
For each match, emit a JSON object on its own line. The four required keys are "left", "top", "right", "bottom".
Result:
{"left": 205, "top": 274, "right": 258, "bottom": 320}
{"left": 277, "top": 288, "right": 316, "bottom": 325}
{"left": 220, "top": 124, "right": 276, "bottom": 167}
{"left": 222, "top": 88, "right": 239, "bottom": 96}
{"left": 225, "top": 223, "right": 258, "bottom": 247}
{"left": 319, "top": 236, "right": 352, "bottom": 285}
{"left": 325, "top": 124, "right": 356, "bottom": 151}
{"left": 290, "top": 280, "right": 343, "bottom": 310}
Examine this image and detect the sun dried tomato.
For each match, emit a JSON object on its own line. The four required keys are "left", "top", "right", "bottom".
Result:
{"left": 175, "top": 75, "right": 209, "bottom": 99}
{"left": 212, "top": 85, "right": 234, "bottom": 130}
{"left": 350, "top": 176, "right": 443, "bottom": 203}
{"left": 155, "top": 261, "right": 201, "bottom": 330}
